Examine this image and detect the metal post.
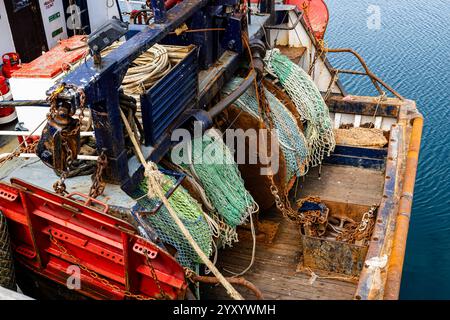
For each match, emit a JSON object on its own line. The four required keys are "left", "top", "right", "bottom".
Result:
{"left": 151, "top": 0, "right": 167, "bottom": 23}
{"left": 259, "top": 0, "right": 275, "bottom": 25}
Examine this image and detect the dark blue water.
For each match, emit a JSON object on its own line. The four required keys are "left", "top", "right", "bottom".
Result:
{"left": 325, "top": 0, "right": 450, "bottom": 299}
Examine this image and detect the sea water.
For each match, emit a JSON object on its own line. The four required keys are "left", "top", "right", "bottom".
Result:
{"left": 326, "top": 0, "right": 450, "bottom": 299}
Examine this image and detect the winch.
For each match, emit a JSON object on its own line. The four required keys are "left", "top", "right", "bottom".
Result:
{"left": 36, "top": 85, "right": 82, "bottom": 176}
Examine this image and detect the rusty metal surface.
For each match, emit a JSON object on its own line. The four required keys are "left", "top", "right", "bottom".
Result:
{"left": 384, "top": 101, "right": 423, "bottom": 300}
{"left": 275, "top": 45, "right": 307, "bottom": 64}
{"left": 299, "top": 201, "right": 376, "bottom": 277}
{"left": 325, "top": 48, "right": 404, "bottom": 100}
{"left": 354, "top": 106, "right": 407, "bottom": 300}
{"left": 326, "top": 95, "right": 401, "bottom": 118}
{"left": 301, "top": 235, "right": 368, "bottom": 277}
{"left": 237, "top": 219, "right": 280, "bottom": 245}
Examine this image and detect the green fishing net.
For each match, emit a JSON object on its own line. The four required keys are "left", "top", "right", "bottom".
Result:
{"left": 222, "top": 77, "right": 310, "bottom": 182}
{"left": 179, "top": 129, "right": 257, "bottom": 229}
{"left": 133, "top": 176, "right": 213, "bottom": 270}
{"left": 265, "top": 49, "right": 336, "bottom": 167}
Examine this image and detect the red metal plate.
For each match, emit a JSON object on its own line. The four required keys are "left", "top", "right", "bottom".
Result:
{"left": 11, "top": 36, "right": 88, "bottom": 79}
{"left": 0, "top": 179, "right": 187, "bottom": 300}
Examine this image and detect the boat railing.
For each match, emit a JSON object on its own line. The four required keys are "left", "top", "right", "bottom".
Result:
{"left": 323, "top": 47, "right": 404, "bottom": 100}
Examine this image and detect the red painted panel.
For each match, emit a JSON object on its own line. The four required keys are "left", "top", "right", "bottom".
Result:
{"left": 11, "top": 36, "right": 88, "bottom": 79}
{"left": 0, "top": 179, "right": 187, "bottom": 300}
{"left": 286, "top": 0, "right": 329, "bottom": 40}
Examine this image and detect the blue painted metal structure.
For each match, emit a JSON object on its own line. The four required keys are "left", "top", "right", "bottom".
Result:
{"left": 324, "top": 145, "right": 388, "bottom": 170}
{"left": 140, "top": 46, "right": 199, "bottom": 146}
{"left": 47, "top": 0, "right": 267, "bottom": 196}
{"left": 54, "top": 0, "right": 211, "bottom": 184}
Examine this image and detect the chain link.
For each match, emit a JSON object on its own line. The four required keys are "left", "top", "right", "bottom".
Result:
{"left": 336, "top": 206, "right": 377, "bottom": 244}
{"left": 145, "top": 253, "right": 169, "bottom": 299}
{"left": 0, "top": 140, "right": 39, "bottom": 166}
{"left": 89, "top": 151, "right": 108, "bottom": 198}
{"left": 48, "top": 85, "right": 93, "bottom": 195}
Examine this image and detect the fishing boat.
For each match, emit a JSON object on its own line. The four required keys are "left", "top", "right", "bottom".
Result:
{"left": 0, "top": 0, "right": 423, "bottom": 300}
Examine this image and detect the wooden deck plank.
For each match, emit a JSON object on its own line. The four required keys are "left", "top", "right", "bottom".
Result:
{"left": 298, "top": 165, "right": 384, "bottom": 205}
{"left": 202, "top": 165, "right": 384, "bottom": 300}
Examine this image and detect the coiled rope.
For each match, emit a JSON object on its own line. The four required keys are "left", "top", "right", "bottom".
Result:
{"left": 102, "top": 43, "right": 190, "bottom": 97}
{"left": 265, "top": 49, "right": 335, "bottom": 167}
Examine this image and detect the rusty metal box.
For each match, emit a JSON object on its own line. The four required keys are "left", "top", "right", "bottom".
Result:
{"left": 300, "top": 200, "right": 377, "bottom": 277}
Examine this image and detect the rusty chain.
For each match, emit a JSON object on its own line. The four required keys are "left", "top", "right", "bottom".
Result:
{"left": 246, "top": 35, "right": 313, "bottom": 228}
{"left": 49, "top": 84, "right": 106, "bottom": 197}
{"left": 89, "top": 150, "right": 108, "bottom": 199}
{"left": 145, "top": 253, "right": 169, "bottom": 299}
{"left": 49, "top": 232, "right": 160, "bottom": 300}
{"left": 0, "top": 139, "right": 39, "bottom": 166}
{"left": 336, "top": 206, "right": 377, "bottom": 244}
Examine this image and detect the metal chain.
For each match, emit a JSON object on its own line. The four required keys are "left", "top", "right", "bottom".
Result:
{"left": 0, "top": 140, "right": 39, "bottom": 166}
{"left": 243, "top": 31, "right": 325, "bottom": 230}
{"left": 50, "top": 85, "right": 87, "bottom": 195}
{"left": 183, "top": 267, "right": 197, "bottom": 283}
{"left": 336, "top": 206, "right": 377, "bottom": 244}
{"left": 144, "top": 253, "right": 169, "bottom": 299}
{"left": 49, "top": 232, "right": 157, "bottom": 300}
{"left": 53, "top": 172, "right": 68, "bottom": 195}
{"left": 89, "top": 151, "right": 108, "bottom": 198}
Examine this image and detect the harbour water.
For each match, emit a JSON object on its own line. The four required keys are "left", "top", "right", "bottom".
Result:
{"left": 326, "top": 0, "right": 450, "bottom": 299}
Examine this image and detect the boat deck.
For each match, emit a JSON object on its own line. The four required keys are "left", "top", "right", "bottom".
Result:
{"left": 202, "top": 165, "right": 385, "bottom": 300}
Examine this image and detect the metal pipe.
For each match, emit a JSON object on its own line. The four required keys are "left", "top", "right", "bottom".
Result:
{"left": 331, "top": 68, "right": 367, "bottom": 76}
{"left": 0, "top": 131, "right": 94, "bottom": 137}
{"left": 0, "top": 153, "right": 98, "bottom": 161}
{"left": 384, "top": 113, "right": 423, "bottom": 300}
{"left": 207, "top": 70, "right": 256, "bottom": 119}
{"left": 325, "top": 48, "right": 404, "bottom": 100}
{"left": 0, "top": 100, "right": 49, "bottom": 107}
{"left": 115, "top": 0, "right": 124, "bottom": 22}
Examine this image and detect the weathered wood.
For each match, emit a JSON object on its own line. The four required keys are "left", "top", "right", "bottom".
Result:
{"left": 327, "top": 95, "right": 402, "bottom": 118}
{"left": 202, "top": 165, "right": 385, "bottom": 300}
{"left": 298, "top": 165, "right": 384, "bottom": 206}
{"left": 202, "top": 214, "right": 357, "bottom": 300}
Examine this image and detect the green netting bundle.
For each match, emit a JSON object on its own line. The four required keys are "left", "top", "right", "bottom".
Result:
{"left": 222, "top": 77, "right": 310, "bottom": 182}
{"left": 265, "top": 49, "right": 335, "bottom": 167}
{"left": 132, "top": 176, "right": 213, "bottom": 270}
{"left": 179, "top": 129, "right": 258, "bottom": 229}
